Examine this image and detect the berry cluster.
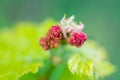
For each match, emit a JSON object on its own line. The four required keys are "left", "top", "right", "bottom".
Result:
{"left": 39, "top": 16, "right": 87, "bottom": 50}
{"left": 40, "top": 25, "right": 62, "bottom": 50}
{"left": 68, "top": 32, "right": 87, "bottom": 47}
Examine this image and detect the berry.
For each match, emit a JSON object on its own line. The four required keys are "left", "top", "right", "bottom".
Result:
{"left": 68, "top": 32, "right": 87, "bottom": 47}
{"left": 40, "top": 25, "right": 62, "bottom": 50}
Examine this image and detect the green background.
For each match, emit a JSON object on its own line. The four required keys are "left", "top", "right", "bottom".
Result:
{"left": 0, "top": 0, "right": 119, "bottom": 80}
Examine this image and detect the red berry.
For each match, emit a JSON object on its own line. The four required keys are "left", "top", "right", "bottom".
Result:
{"left": 68, "top": 32, "right": 87, "bottom": 47}
{"left": 39, "top": 25, "right": 62, "bottom": 50}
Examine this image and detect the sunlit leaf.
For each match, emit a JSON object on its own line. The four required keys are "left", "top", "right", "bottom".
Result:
{"left": 0, "top": 19, "right": 56, "bottom": 80}
{"left": 67, "top": 40, "right": 115, "bottom": 80}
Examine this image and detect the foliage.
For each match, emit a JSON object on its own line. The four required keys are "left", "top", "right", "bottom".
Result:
{"left": 0, "top": 19, "right": 115, "bottom": 80}
{"left": 0, "top": 19, "right": 55, "bottom": 80}
{"left": 67, "top": 41, "right": 115, "bottom": 80}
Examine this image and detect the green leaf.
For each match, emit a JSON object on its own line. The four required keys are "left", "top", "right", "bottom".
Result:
{"left": 68, "top": 53, "right": 95, "bottom": 80}
{"left": 60, "top": 65, "right": 88, "bottom": 80}
{"left": 0, "top": 19, "right": 56, "bottom": 80}
{"left": 67, "top": 40, "right": 115, "bottom": 80}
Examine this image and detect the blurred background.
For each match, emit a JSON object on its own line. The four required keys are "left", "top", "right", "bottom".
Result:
{"left": 0, "top": 0, "right": 119, "bottom": 80}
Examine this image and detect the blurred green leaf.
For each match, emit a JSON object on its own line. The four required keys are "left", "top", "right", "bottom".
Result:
{"left": 60, "top": 65, "right": 88, "bottom": 80}
{"left": 67, "top": 40, "right": 115, "bottom": 80}
{"left": 0, "top": 19, "right": 56, "bottom": 80}
{"left": 68, "top": 53, "right": 94, "bottom": 80}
